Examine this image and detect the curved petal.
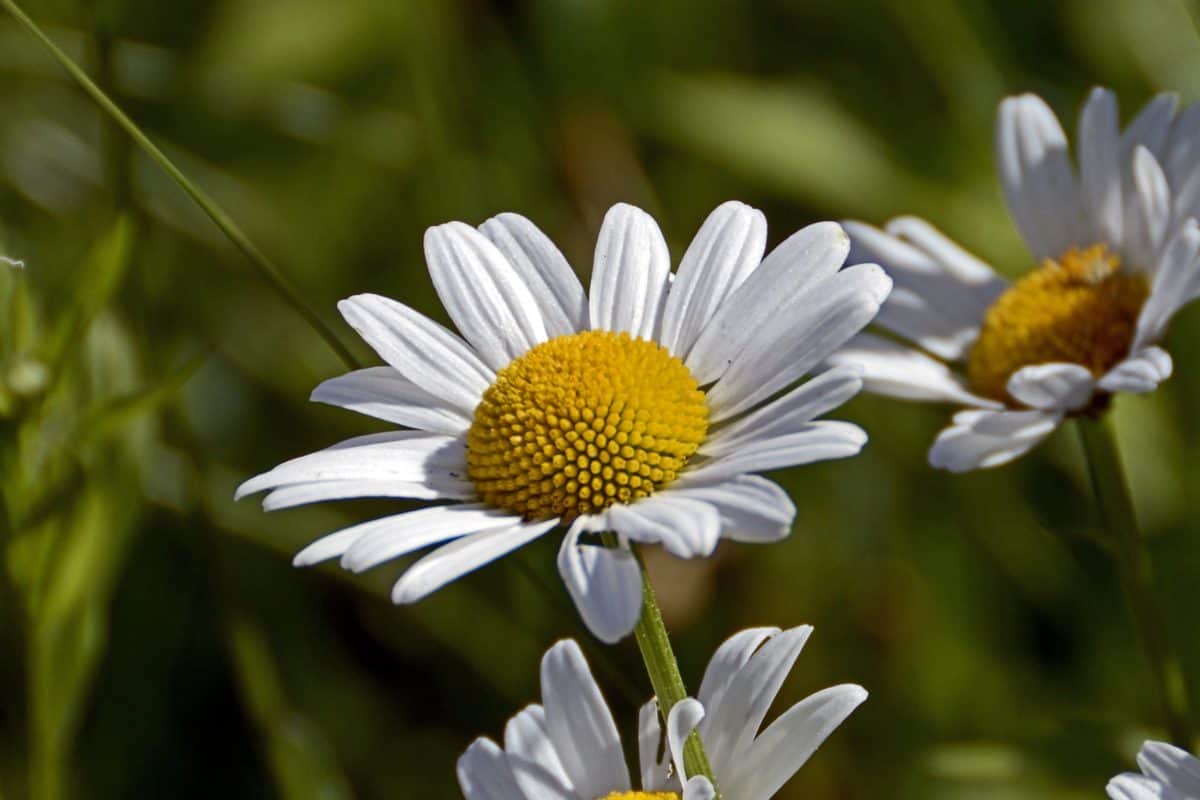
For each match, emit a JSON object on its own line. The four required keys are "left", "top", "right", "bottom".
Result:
{"left": 540, "top": 640, "right": 631, "bottom": 797}
{"left": 390, "top": 519, "right": 557, "bottom": 603}
{"left": 638, "top": 699, "right": 672, "bottom": 792}
{"left": 665, "top": 476, "right": 795, "bottom": 544}
{"left": 826, "top": 333, "right": 1000, "bottom": 408}
{"left": 683, "top": 422, "right": 867, "bottom": 485}
{"left": 335, "top": 503, "right": 520, "bottom": 572}
{"left": 1005, "top": 362, "right": 1095, "bottom": 411}
{"left": 503, "top": 705, "right": 573, "bottom": 800}
{"left": 705, "top": 264, "right": 891, "bottom": 421}
{"left": 1098, "top": 347, "right": 1173, "bottom": 394}
{"left": 263, "top": 477, "right": 473, "bottom": 512}
{"left": 425, "top": 222, "right": 548, "bottom": 370}
{"left": 338, "top": 294, "right": 492, "bottom": 416}
{"left": 682, "top": 776, "right": 718, "bottom": 800}
{"left": 607, "top": 495, "right": 722, "bottom": 559}
{"left": 1106, "top": 773, "right": 1176, "bottom": 800}
{"left": 1127, "top": 147, "right": 1171, "bottom": 270}
{"left": 687, "top": 222, "right": 850, "bottom": 385}
{"left": 667, "top": 699, "right": 707, "bottom": 783}
{"left": 722, "top": 684, "right": 867, "bottom": 800}
{"left": 1135, "top": 218, "right": 1200, "bottom": 350}
{"left": 1080, "top": 87, "right": 1123, "bottom": 246}
{"left": 660, "top": 201, "right": 766, "bottom": 358}
{"left": 696, "top": 628, "right": 780, "bottom": 730}
{"left": 457, "top": 738, "right": 523, "bottom": 800}
{"left": 928, "top": 408, "right": 1062, "bottom": 472}
{"left": 589, "top": 203, "right": 670, "bottom": 340}
{"left": 310, "top": 366, "right": 471, "bottom": 435}
{"left": 996, "top": 94, "right": 1088, "bottom": 260}
{"left": 480, "top": 212, "right": 588, "bottom": 337}
{"left": 557, "top": 523, "right": 643, "bottom": 645}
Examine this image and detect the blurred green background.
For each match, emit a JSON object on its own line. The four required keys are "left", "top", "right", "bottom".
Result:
{"left": 1, "top": 0, "right": 1198, "bottom": 797}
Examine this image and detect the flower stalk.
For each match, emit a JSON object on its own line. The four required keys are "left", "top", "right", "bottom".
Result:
{"left": 631, "top": 547, "right": 720, "bottom": 795}
{"left": 0, "top": 0, "right": 360, "bottom": 371}
{"left": 1076, "top": 416, "right": 1192, "bottom": 747}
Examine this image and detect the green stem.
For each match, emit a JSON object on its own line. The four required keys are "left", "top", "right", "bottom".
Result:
{"left": 0, "top": 0, "right": 360, "bottom": 371}
{"left": 631, "top": 548, "right": 720, "bottom": 795}
{"left": 1076, "top": 416, "right": 1192, "bottom": 747}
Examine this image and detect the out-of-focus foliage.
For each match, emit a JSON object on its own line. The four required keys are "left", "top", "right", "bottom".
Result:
{"left": 0, "top": 0, "right": 1197, "bottom": 797}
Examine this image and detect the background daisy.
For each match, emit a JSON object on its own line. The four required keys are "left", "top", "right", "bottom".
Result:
{"left": 830, "top": 88, "right": 1200, "bottom": 471}
{"left": 238, "top": 201, "right": 890, "bottom": 642}
{"left": 457, "top": 626, "right": 866, "bottom": 800}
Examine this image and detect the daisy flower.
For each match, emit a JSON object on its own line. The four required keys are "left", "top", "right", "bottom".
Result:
{"left": 1107, "top": 740, "right": 1200, "bottom": 799}
{"left": 829, "top": 88, "right": 1200, "bottom": 471}
{"left": 237, "top": 201, "right": 891, "bottom": 642}
{"left": 457, "top": 625, "right": 866, "bottom": 800}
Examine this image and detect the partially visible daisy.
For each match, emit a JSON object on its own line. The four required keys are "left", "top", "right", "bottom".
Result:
{"left": 829, "top": 88, "right": 1200, "bottom": 471}
{"left": 1108, "top": 740, "right": 1200, "bottom": 799}
{"left": 238, "top": 202, "right": 890, "bottom": 641}
{"left": 457, "top": 626, "right": 866, "bottom": 800}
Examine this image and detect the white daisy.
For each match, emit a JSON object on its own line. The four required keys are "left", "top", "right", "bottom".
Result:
{"left": 1108, "top": 740, "right": 1200, "bottom": 800}
{"left": 457, "top": 625, "right": 866, "bottom": 800}
{"left": 829, "top": 88, "right": 1200, "bottom": 471}
{"left": 237, "top": 201, "right": 891, "bottom": 642}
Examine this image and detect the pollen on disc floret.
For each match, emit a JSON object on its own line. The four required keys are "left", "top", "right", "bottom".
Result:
{"left": 466, "top": 330, "right": 709, "bottom": 522}
{"left": 966, "top": 244, "right": 1149, "bottom": 404}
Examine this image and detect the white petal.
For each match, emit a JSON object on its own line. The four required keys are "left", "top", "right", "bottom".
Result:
{"left": 1128, "top": 147, "right": 1171, "bottom": 269}
{"left": 338, "top": 503, "right": 522, "bottom": 573}
{"left": 667, "top": 698, "right": 706, "bottom": 783}
{"left": 1098, "top": 347, "right": 1174, "bottom": 394}
{"left": 705, "top": 264, "right": 891, "bottom": 421}
{"left": 1107, "top": 773, "right": 1174, "bottom": 800}
{"left": 607, "top": 495, "right": 722, "bottom": 559}
{"left": 701, "top": 625, "right": 813, "bottom": 772}
{"left": 1079, "top": 87, "right": 1123, "bottom": 246}
{"left": 826, "top": 333, "right": 1000, "bottom": 407}
{"left": 928, "top": 409, "right": 1062, "bottom": 472}
{"left": 556, "top": 523, "right": 643, "bottom": 645}
{"left": 1138, "top": 740, "right": 1200, "bottom": 795}
{"left": 702, "top": 365, "right": 864, "bottom": 459}
{"left": 390, "top": 519, "right": 557, "bottom": 603}
{"left": 687, "top": 222, "right": 850, "bottom": 385}
{"left": 540, "top": 640, "right": 631, "bottom": 797}
{"left": 457, "top": 738, "right": 524, "bottom": 800}
{"left": 696, "top": 627, "right": 780, "bottom": 731}
{"left": 338, "top": 294, "right": 492, "bottom": 416}
{"left": 263, "top": 477, "right": 473, "bottom": 512}
{"left": 666, "top": 476, "right": 795, "bottom": 544}
{"left": 503, "top": 705, "right": 573, "bottom": 800}
{"left": 589, "top": 203, "right": 670, "bottom": 340}
{"left": 425, "top": 222, "right": 548, "bottom": 370}
{"left": 1121, "top": 93, "right": 1179, "bottom": 165}
{"left": 480, "top": 212, "right": 588, "bottom": 337}
{"left": 1005, "top": 363, "right": 1095, "bottom": 411}
{"left": 683, "top": 422, "right": 867, "bottom": 485}
{"left": 845, "top": 218, "right": 1003, "bottom": 360}
{"left": 310, "top": 367, "right": 471, "bottom": 435}
{"left": 660, "top": 201, "right": 766, "bottom": 358}
{"left": 996, "top": 94, "right": 1088, "bottom": 260}
{"left": 682, "top": 776, "right": 717, "bottom": 800}
{"left": 722, "top": 684, "right": 867, "bottom": 800}
{"left": 1164, "top": 102, "right": 1200, "bottom": 224}
{"left": 638, "top": 699, "right": 672, "bottom": 791}
{"left": 1135, "top": 218, "right": 1200, "bottom": 350}
{"left": 236, "top": 432, "right": 466, "bottom": 499}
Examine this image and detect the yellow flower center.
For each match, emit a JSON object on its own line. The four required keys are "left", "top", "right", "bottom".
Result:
{"left": 597, "top": 794, "right": 681, "bottom": 800}
{"left": 966, "top": 244, "right": 1149, "bottom": 404}
{"left": 466, "top": 330, "right": 709, "bottom": 522}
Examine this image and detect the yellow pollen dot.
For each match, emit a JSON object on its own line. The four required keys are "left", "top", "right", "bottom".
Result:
{"left": 966, "top": 244, "right": 1149, "bottom": 405}
{"left": 467, "top": 330, "right": 708, "bottom": 521}
{"left": 596, "top": 794, "right": 681, "bottom": 800}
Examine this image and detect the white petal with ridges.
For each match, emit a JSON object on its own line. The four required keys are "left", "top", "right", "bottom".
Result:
{"left": 503, "top": 705, "right": 573, "bottom": 799}
{"left": 457, "top": 738, "right": 523, "bottom": 800}
{"left": 1080, "top": 87, "right": 1123, "bottom": 246}
{"left": 337, "top": 503, "right": 520, "bottom": 573}
{"left": 557, "top": 523, "right": 643, "bottom": 645}
{"left": 480, "top": 212, "right": 588, "bottom": 338}
{"left": 684, "top": 422, "right": 867, "bottom": 485}
{"left": 1135, "top": 218, "right": 1200, "bottom": 350}
{"left": 310, "top": 367, "right": 471, "bottom": 435}
{"left": 1098, "top": 347, "right": 1173, "bottom": 394}
{"left": 1006, "top": 363, "right": 1095, "bottom": 411}
{"left": 827, "top": 333, "right": 1000, "bottom": 407}
{"left": 607, "top": 495, "right": 722, "bottom": 559}
{"left": 928, "top": 408, "right": 1062, "bottom": 472}
{"left": 666, "top": 476, "right": 795, "bottom": 544}
{"left": 589, "top": 203, "right": 670, "bottom": 340}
